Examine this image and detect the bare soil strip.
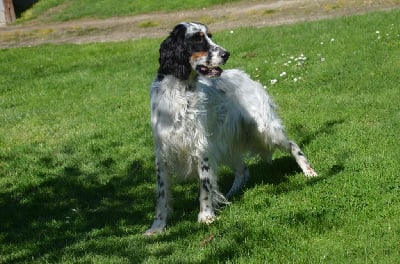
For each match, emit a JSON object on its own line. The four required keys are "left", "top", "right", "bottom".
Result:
{"left": 0, "top": 0, "right": 399, "bottom": 48}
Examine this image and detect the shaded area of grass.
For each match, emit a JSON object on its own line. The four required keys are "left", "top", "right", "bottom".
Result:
{"left": 0, "top": 160, "right": 152, "bottom": 262}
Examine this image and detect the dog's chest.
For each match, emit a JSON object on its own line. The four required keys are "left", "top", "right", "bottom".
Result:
{"left": 151, "top": 80, "right": 207, "bottom": 145}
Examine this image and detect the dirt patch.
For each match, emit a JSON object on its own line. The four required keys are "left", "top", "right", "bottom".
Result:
{"left": 0, "top": 0, "right": 399, "bottom": 48}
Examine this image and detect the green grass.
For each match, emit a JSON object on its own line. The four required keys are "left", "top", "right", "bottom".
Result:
{"left": 1, "top": 9, "right": 400, "bottom": 263}
{"left": 19, "top": 0, "right": 241, "bottom": 22}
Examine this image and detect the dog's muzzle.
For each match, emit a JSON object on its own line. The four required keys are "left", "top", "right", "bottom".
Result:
{"left": 196, "top": 49, "right": 230, "bottom": 78}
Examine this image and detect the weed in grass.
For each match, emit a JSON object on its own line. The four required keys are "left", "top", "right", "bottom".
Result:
{"left": 263, "top": 9, "right": 276, "bottom": 15}
{"left": 247, "top": 8, "right": 276, "bottom": 17}
{"left": 137, "top": 21, "right": 160, "bottom": 28}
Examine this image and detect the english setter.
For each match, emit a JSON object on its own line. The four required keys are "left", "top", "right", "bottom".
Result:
{"left": 144, "top": 22, "right": 317, "bottom": 235}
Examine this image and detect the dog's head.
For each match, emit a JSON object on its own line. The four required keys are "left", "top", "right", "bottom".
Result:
{"left": 158, "top": 22, "right": 230, "bottom": 80}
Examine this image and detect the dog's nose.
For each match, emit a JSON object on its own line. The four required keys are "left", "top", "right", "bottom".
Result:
{"left": 221, "top": 51, "right": 230, "bottom": 60}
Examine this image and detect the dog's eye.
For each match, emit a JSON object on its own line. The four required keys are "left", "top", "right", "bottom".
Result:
{"left": 191, "top": 33, "right": 205, "bottom": 43}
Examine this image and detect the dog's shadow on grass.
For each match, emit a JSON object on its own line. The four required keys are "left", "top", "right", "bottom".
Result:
{"left": 0, "top": 159, "right": 155, "bottom": 262}
{"left": 218, "top": 156, "right": 309, "bottom": 201}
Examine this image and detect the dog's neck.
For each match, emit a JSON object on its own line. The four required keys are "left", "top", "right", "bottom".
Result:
{"left": 157, "top": 69, "right": 201, "bottom": 91}
{"left": 171, "top": 70, "right": 199, "bottom": 91}
{"left": 187, "top": 70, "right": 199, "bottom": 90}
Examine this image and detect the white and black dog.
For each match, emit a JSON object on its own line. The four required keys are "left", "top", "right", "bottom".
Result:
{"left": 144, "top": 22, "right": 317, "bottom": 235}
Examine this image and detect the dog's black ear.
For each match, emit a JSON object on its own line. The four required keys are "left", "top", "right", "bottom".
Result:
{"left": 158, "top": 24, "right": 192, "bottom": 80}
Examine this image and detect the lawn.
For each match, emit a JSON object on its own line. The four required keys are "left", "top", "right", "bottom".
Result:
{"left": 1, "top": 9, "right": 400, "bottom": 263}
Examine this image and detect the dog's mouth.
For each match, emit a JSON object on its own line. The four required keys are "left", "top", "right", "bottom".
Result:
{"left": 196, "top": 65, "right": 223, "bottom": 78}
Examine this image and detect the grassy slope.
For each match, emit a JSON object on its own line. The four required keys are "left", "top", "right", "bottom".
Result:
{"left": 1, "top": 9, "right": 400, "bottom": 263}
{"left": 19, "top": 0, "right": 241, "bottom": 22}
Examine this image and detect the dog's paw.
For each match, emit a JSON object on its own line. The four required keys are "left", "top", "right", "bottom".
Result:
{"left": 143, "top": 219, "right": 166, "bottom": 236}
{"left": 143, "top": 226, "right": 165, "bottom": 236}
{"left": 198, "top": 212, "right": 216, "bottom": 225}
{"left": 304, "top": 166, "right": 318, "bottom": 177}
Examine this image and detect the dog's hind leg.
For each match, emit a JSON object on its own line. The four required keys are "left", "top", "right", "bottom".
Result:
{"left": 226, "top": 162, "right": 250, "bottom": 198}
{"left": 144, "top": 158, "right": 171, "bottom": 236}
{"left": 272, "top": 133, "right": 317, "bottom": 177}
{"left": 288, "top": 141, "right": 318, "bottom": 177}
{"left": 261, "top": 125, "right": 317, "bottom": 177}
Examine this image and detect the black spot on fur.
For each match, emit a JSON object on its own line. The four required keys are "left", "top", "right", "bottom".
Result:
{"left": 158, "top": 190, "right": 165, "bottom": 199}
{"left": 157, "top": 214, "right": 163, "bottom": 221}
{"left": 201, "top": 178, "right": 212, "bottom": 193}
{"left": 201, "top": 161, "right": 210, "bottom": 172}
{"left": 202, "top": 178, "right": 210, "bottom": 193}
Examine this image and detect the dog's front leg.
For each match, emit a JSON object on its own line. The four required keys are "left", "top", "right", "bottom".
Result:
{"left": 144, "top": 158, "right": 171, "bottom": 236}
{"left": 198, "top": 157, "right": 217, "bottom": 224}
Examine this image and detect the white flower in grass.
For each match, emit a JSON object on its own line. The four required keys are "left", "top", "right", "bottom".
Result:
{"left": 321, "top": 57, "right": 326, "bottom": 62}
{"left": 294, "top": 77, "right": 302, "bottom": 82}
{"left": 295, "top": 53, "right": 307, "bottom": 65}
{"left": 331, "top": 38, "right": 335, "bottom": 42}
{"left": 280, "top": 71, "right": 287, "bottom": 77}
{"left": 376, "top": 31, "right": 380, "bottom": 34}
{"left": 270, "top": 79, "right": 278, "bottom": 85}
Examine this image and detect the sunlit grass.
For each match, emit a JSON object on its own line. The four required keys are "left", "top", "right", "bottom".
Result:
{"left": 1, "top": 9, "right": 399, "bottom": 263}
